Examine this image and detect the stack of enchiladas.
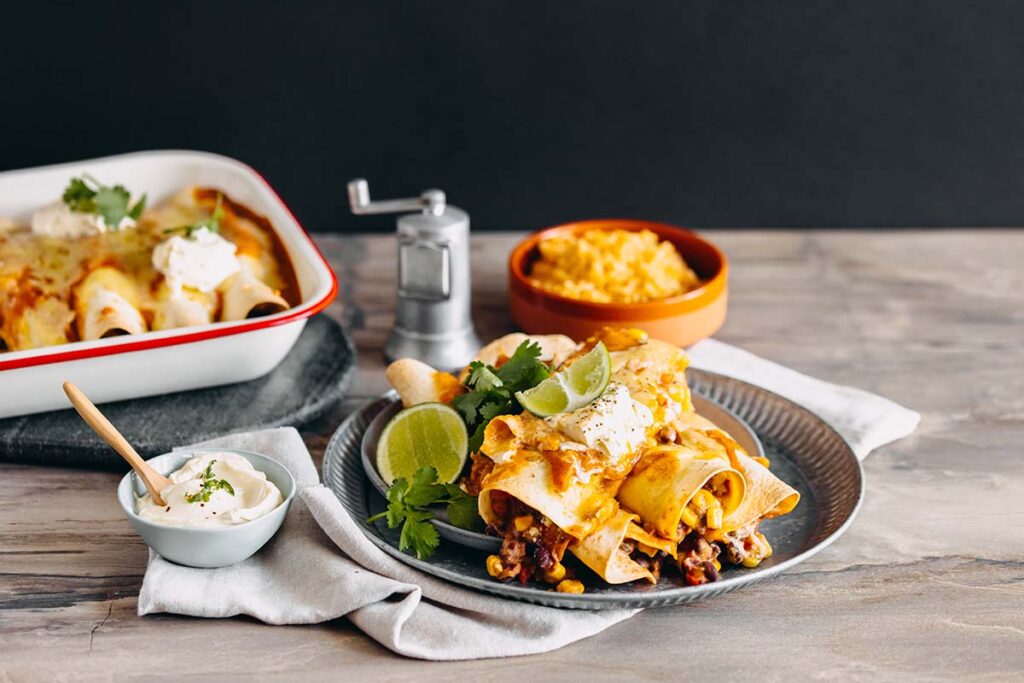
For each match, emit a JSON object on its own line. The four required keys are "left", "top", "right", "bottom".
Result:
{"left": 0, "top": 177, "right": 299, "bottom": 353}
{"left": 385, "top": 328, "right": 799, "bottom": 593}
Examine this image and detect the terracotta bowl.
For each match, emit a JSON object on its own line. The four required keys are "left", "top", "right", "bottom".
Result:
{"left": 508, "top": 219, "right": 728, "bottom": 347}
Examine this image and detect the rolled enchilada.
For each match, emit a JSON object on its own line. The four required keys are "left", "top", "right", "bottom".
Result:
{"left": 474, "top": 410, "right": 631, "bottom": 585}
{"left": 619, "top": 410, "right": 800, "bottom": 584}
{"left": 73, "top": 266, "right": 147, "bottom": 340}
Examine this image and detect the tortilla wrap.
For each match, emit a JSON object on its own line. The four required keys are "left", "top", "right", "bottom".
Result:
{"left": 617, "top": 443, "right": 745, "bottom": 541}
{"left": 608, "top": 337, "right": 693, "bottom": 419}
{"left": 218, "top": 268, "right": 288, "bottom": 321}
{"left": 73, "top": 267, "right": 146, "bottom": 340}
{"left": 569, "top": 509, "right": 677, "bottom": 584}
{"left": 151, "top": 282, "right": 215, "bottom": 330}
{"left": 670, "top": 411, "right": 800, "bottom": 528}
{"left": 385, "top": 358, "right": 464, "bottom": 407}
{"left": 478, "top": 448, "right": 621, "bottom": 540}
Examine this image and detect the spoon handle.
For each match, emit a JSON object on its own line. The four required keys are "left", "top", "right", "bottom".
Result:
{"left": 62, "top": 381, "right": 172, "bottom": 505}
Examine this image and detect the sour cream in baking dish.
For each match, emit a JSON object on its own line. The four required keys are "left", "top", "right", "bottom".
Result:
{"left": 31, "top": 200, "right": 137, "bottom": 237}
{"left": 136, "top": 452, "right": 283, "bottom": 528}
{"left": 152, "top": 226, "right": 242, "bottom": 293}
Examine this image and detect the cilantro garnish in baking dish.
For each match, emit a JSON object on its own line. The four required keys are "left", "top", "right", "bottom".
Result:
{"left": 62, "top": 174, "right": 147, "bottom": 229}
{"left": 164, "top": 193, "right": 225, "bottom": 237}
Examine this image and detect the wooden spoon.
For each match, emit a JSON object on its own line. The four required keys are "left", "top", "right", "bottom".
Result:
{"left": 62, "top": 381, "right": 172, "bottom": 506}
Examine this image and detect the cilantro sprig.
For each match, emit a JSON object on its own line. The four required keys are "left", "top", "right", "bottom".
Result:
{"left": 450, "top": 340, "right": 551, "bottom": 451}
{"left": 62, "top": 174, "right": 146, "bottom": 230}
{"left": 366, "top": 466, "right": 479, "bottom": 560}
{"left": 164, "top": 193, "right": 225, "bottom": 238}
{"left": 185, "top": 459, "right": 236, "bottom": 504}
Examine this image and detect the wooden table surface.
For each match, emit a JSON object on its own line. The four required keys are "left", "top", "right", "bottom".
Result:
{"left": 2, "top": 230, "right": 1022, "bottom": 681}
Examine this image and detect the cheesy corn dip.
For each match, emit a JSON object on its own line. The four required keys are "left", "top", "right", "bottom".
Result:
{"left": 528, "top": 228, "right": 700, "bottom": 304}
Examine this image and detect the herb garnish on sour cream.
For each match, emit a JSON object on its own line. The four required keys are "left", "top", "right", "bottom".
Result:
{"left": 185, "top": 459, "right": 236, "bottom": 504}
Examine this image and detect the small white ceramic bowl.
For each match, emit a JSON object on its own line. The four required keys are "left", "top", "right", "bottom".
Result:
{"left": 116, "top": 448, "right": 296, "bottom": 568}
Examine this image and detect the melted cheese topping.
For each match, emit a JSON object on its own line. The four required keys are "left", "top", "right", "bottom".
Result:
{"left": 0, "top": 188, "right": 296, "bottom": 352}
{"left": 31, "top": 201, "right": 137, "bottom": 237}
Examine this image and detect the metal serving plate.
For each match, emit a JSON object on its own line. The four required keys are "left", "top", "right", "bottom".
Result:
{"left": 323, "top": 369, "right": 864, "bottom": 610}
{"left": 358, "top": 391, "right": 766, "bottom": 552}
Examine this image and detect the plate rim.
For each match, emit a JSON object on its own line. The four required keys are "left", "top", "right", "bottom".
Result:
{"left": 323, "top": 369, "right": 865, "bottom": 609}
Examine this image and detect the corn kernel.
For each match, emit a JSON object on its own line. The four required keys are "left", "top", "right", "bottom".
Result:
{"left": 679, "top": 506, "right": 700, "bottom": 530}
{"left": 544, "top": 562, "right": 566, "bottom": 582}
{"left": 596, "top": 498, "right": 617, "bottom": 523}
{"left": 556, "top": 579, "right": 585, "bottom": 594}
{"left": 706, "top": 506, "right": 723, "bottom": 530}
{"left": 486, "top": 555, "right": 504, "bottom": 577}
{"left": 513, "top": 514, "right": 534, "bottom": 532}
{"left": 741, "top": 556, "right": 763, "bottom": 568}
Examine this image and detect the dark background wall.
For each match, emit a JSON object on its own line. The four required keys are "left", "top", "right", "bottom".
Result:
{"left": 3, "top": 1, "right": 1024, "bottom": 232}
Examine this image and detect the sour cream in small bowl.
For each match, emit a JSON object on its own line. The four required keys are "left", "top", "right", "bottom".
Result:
{"left": 116, "top": 448, "right": 295, "bottom": 568}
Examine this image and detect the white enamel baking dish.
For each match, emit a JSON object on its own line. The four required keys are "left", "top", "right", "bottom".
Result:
{"left": 0, "top": 150, "right": 338, "bottom": 419}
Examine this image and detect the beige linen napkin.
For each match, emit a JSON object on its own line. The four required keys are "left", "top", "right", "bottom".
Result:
{"left": 138, "top": 342, "right": 921, "bottom": 660}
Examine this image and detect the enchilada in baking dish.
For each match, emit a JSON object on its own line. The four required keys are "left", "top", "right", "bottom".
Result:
{"left": 0, "top": 176, "right": 299, "bottom": 353}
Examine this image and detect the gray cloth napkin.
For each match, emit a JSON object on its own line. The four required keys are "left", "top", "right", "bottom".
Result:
{"left": 138, "top": 342, "right": 921, "bottom": 660}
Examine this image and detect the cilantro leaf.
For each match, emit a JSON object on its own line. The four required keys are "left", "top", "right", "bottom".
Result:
{"left": 62, "top": 177, "right": 96, "bottom": 212}
{"left": 164, "top": 193, "right": 224, "bottom": 238}
{"left": 60, "top": 174, "right": 144, "bottom": 230}
{"left": 404, "top": 466, "right": 446, "bottom": 507}
{"left": 444, "top": 484, "right": 480, "bottom": 530}
{"left": 184, "top": 459, "right": 236, "bottom": 504}
{"left": 412, "top": 466, "right": 439, "bottom": 488}
{"left": 479, "top": 401, "right": 510, "bottom": 422}
{"left": 452, "top": 341, "right": 552, "bottom": 452}
{"left": 466, "top": 361, "right": 504, "bottom": 393}
{"left": 451, "top": 391, "right": 487, "bottom": 425}
{"left": 399, "top": 509, "right": 440, "bottom": 559}
{"left": 385, "top": 499, "right": 407, "bottom": 527}
{"left": 367, "top": 466, "right": 481, "bottom": 559}
{"left": 466, "top": 423, "right": 487, "bottom": 454}
{"left": 495, "top": 341, "right": 549, "bottom": 389}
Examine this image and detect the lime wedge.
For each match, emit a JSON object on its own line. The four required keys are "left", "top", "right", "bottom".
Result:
{"left": 515, "top": 342, "right": 611, "bottom": 417}
{"left": 377, "top": 403, "right": 468, "bottom": 485}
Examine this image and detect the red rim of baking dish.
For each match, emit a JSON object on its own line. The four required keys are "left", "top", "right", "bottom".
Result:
{"left": 0, "top": 165, "right": 338, "bottom": 373}
{"left": 508, "top": 219, "right": 728, "bottom": 321}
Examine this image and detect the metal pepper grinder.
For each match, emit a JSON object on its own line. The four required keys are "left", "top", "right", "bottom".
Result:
{"left": 347, "top": 178, "right": 481, "bottom": 371}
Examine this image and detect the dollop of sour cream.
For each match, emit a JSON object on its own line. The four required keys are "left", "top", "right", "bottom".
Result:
{"left": 152, "top": 227, "right": 241, "bottom": 294}
{"left": 545, "top": 382, "right": 654, "bottom": 463}
{"left": 31, "top": 201, "right": 136, "bottom": 238}
{"left": 136, "top": 452, "right": 283, "bottom": 528}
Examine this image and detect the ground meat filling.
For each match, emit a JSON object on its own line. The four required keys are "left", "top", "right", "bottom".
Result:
{"left": 484, "top": 490, "right": 572, "bottom": 584}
